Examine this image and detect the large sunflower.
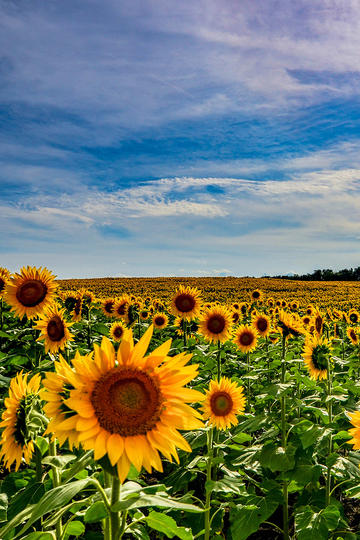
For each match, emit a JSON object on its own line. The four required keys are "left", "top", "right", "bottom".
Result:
{"left": 198, "top": 305, "right": 233, "bottom": 343}
{"left": 4, "top": 266, "right": 57, "bottom": 319}
{"left": 278, "top": 309, "right": 305, "bottom": 338}
{"left": 233, "top": 325, "right": 258, "bottom": 353}
{"left": 170, "top": 285, "right": 202, "bottom": 321}
{"left": 347, "top": 411, "right": 360, "bottom": 450}
{"left": 113, "top": 295, "right": 131, "bottom": 319}
{"left": 303, "top": 335, "right": 332, "bottom": 380}
{"left": 0, "top": 267, "right": 10, "bottom": 298}
{"left": 35, "top": 304, "right": 74, "bottom": 354}
{"left": 202, "top": 377, "right": 246, "bottom": 430}
{"left": 42, "top": 355, "right": 82, "bottom": 448}
{"left": 0, "top": 372, "right": 42, "bottom": 470}
{"left": 46, "top": 326, "right": 204, "bottom": 482}
{"left": 252, "top": 313, "right": 271, "bottom": 337}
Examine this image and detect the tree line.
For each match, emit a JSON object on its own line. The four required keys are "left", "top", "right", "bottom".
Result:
{"left": 271, "top": 267, "right": 360, "bottom": 281}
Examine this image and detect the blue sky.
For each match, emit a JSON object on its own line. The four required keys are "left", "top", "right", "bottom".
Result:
{"left": 1, "top": 0, "right": 360, "bottom": 278}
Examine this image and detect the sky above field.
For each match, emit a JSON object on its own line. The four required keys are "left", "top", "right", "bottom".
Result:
{"left": 1, "top": 0, "right": 360, "bottom": 278}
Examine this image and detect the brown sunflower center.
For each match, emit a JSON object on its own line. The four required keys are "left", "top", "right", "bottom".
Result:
{"left": 315, "top": 315, "right": 323, "bottom": 333}
{"left": 116, "top": 302, "right": 128, "bottom": 316}
{"left": 350, "top": 330, "right": 357, "bottom": 342}
{"left": 47, "top": 315, "right": 65, "bottom": 342}
{"left": 174, "top": 293, "right": 196, "bottom": 313}
{"left": 104, "top": 301, "right": 114, "bottom": 314}
{"left": 207, "top": 314, "right": 226, "bottom": 334}
{"left": 350, "top": 313, "right": 358, "bottom": 323}
{"left": 239, "top": 331, "right": 254, "bottom": 346}
{"left": 210, "top": 391, "right": 233, "bottom": 416}
{"left": 252, "top": 291, "right": 260, "bottom": 299}
{"left": 90, "top": 368, "right": 163, "bottom": 436}
{"left": 0, "top": 278, "right": 5, "bottom": 293}
{"left": 232, "top": 312, "right": 240, "bottom": 324}
{"left": 16, "top": 279, "right": 47, "bottom": 307}
{"left": 256, "top": 318, "right": 268, "bottom": 332}
{"left": 113, "top": 326, "right": 124, "bottom": 338}
{"left": 155, "top": 316, "right": 165, "bottom": 326}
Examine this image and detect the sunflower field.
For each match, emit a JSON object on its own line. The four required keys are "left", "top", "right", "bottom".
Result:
{"left": 0, "top": 266, "right": 360, "bottom": 540}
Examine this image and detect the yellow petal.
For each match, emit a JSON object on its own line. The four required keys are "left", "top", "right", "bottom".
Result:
{"left": 107, "top": 433, "right": 124, "bottom": 466}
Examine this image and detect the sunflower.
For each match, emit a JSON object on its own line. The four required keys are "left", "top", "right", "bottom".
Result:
{"left": 4, "top": 266, "right": 57, "bottom": 319}
{"left": 42, "top": 355, "right": 83, "bottom": 448}
{"left": 63, "top": 290, "right": 78, "bottom": 312}
{"left": 71, "top": 296, "right": 82, "bottom": 322}
{"left": 347, "top": 326, "right": 359, "bottom": 345}
{"left": 252, "top": 313, "right": 271, "bottom": 337}
{"left": 153, "top": 313, "right": 169, "bottom": 330}
{"left": 0, "top": 372, "right": 42, "bottom": 470}
{"left": 231, "top": 309, "right": 241, "bottom": 325}
{"left": 250, "top": 289, "right": 263, "bottom": 302}
{"left": 278, "top": 310, "right": 305, "bottom": 338}
{"left": 139, "top": 309, "right": 149, "bottom": 321}
{"left": 348, "top": 309, "right": 360, "bottom": 325}
{"left": 233, "top": 325, "right": 258, "bottom": 353}
{"left": 110, "top": 321, "right": 127, "bottom": 342}
{"left": 291, "top": 301, "right": 299, "bottom": 311}
{"left": 303, "top": 335, "right": 332, "bottom": 380}
{"left": 306, "top": 304, "right": 315, "bottom": 317}
{"left": 202, "top": 377, "right": 246, "bottom": 430}
{"left": 311, "top": 308, "right": 325, "bottom": 335}
{"left": 302, "top": 315, "right": 311, "bottom": 326}
{"left": 34, "top": 304, "right": 73, "bottom": 354}
{"left": 198, "top": 305, "right": 233, "bottom": 344}
{"left": 79, "top": 288, "right": 95, "bottom": 305}
{"left": 267, "top": 297, "right": 275, "bottom": 308}
{"left": 47, "top": 326, "right": 204, "bottom": 482}
{"left": 0, "top": 267, "right": 10, "bottom": 298}
{"left": 170, "top": 285, "right": 202, "bottom": 321}
{"left": 102, "top": 298, "right": 115, "bottom": 318}
{"left": 347, "top": 411, "right": 360, "bottom": 450}
{"left": 113, "top": 295, "right": 131, "bottom": 319}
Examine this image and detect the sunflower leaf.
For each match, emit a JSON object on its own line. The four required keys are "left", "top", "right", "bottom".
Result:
{"left": 146, "top": 511, "right": 193, "bottom": 539}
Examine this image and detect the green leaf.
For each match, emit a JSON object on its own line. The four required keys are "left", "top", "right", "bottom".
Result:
{"left": 42, "top": 455, "right": 76, "bottom": 469}
{"left": 11, "top": 478, "right": 92, "bottom": 539}
{"left": 21, "top": 534, "right": 54, "bottom": 540}
{"left": 64, "top": 520, "right": 85, "bottom": 537}
{"left": 35, "top": 437, "right": 49, "bottom": 456}
{"left": 229, "top": 491, "right": 281, "bottom": 540}
{"left": 146, "top": 511, "right": 193, "bottom": 540}
{"left": 0, "top": 494, "right": 8, "bottom": 523}
{"left": 232, "top": 433, "right": 252, "bottom": 444}
{"left": 258, "top": 443, "right": 296, "bottom": 472}
{"left": 84, "top": 501, "right": 109, "bottom": 523}
{"left": 295, "top": 505, "right": 340, "bottom": 540}
{"left": 112, "top": 492, "right": 202, "bottom": 513}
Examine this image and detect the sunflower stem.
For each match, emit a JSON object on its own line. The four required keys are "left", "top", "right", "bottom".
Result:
{"left": 34, "top": 444, "right": 42, "bottom": 482}
{"left": 204, "top": 427, "right": 214, "bottom": 540}
{"left": 266, "top": 336, "right": 270, "bottom": 383}
{"left": 49, "top": 440, "right": 63, "bottom": 540}
{"left": 325, "top": 354, "right": 333, "bottom": 507}
{"left": 183, "top": 320, "right": 187, "bottom": 349}
{"left": 110, "top": 475, "right": 121, "bottom": 539}
{"left": 216, "top": 341, "right": 222, "bottom": 381}
{"left": 280, "top": 334, "right": 289, "bottom": 540}
{"left": 246, "top": 352, "right": 251, "bottom": 402}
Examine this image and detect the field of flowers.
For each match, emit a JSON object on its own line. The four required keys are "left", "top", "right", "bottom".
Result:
{"left": 0, "top": 266, "right": 360, "bottom": 539}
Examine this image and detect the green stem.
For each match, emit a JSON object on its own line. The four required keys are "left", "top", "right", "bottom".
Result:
{"left": 49, "top": 441, "right": 63, "bottom": 540}
{"left": 110, "top": 476, "right": 121, "bottom": 540}
{"left": 183, "top": 320, "right": 187, "bottom": 349}
{"left": 216, "top": 341, "right": 222, "bottom": 381}
{"left": 266, "top": 336, "right": 270, "bottom": 383}
{"left": 247, "top": 352, "right": 251, "bottom": 401}
{"left": 204, "top": 428, "right": 214, "bottom": 540}
{"left": 325, "top": 355, "right": 333, "bottom": 507}
{"left": 118, "top": 510, "right": 128, "bottom": 540}
{"left": 281, "top": 335, "right": 289, "bottom": 540}
{"left": 34, "top": 445, "right": 42, "bottom": 482}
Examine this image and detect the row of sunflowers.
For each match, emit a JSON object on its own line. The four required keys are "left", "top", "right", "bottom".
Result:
{"left": 0, "top": 265, "right": 360, "bottom": 539}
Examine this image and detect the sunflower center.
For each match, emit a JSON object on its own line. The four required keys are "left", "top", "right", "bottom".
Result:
{"left": 350, "top": 313, "right": 358, "bottom": 323}
{"left": 315, "top": 315, "right": 323, "bottom": 333}
{"left": 239, "top": 331, "right": 254, "bottom": 346}
{"left": 0, "top": 278, "right": 5, "bottom": 293}
{"left": 232, "top": 312, "right": 240, "bottom": 323}
{"left": 47, "top": 315, "right": 65, "bottom": 342}
{"left": 256, "top": 318, "right": 268, "bottom": 332}
{"left": 207, "top": 315, "right": 226, "bottom": 334}
{"left": 90, "top": 368, "right": 163, "bottom": 436}
{"left": 104, "top": 301, "right": 114, "bottom": 314}
{"left": 16, "top": 279, "right": 47, "bottom": 307}
{"left": 311, "top": 344, "right": 329, "bottom": 371}
{"left": 113, "top": 326, "right": 124, "bottom": 338}
{"left": 350, "top": 330, "right": 357, "bottom": 342}
{"left": 175, "top": 293, "right": 196, "bottom": 313}
{"left": 252, "top": 291, "right": 260, "bottom": 299}
{"left": 210, "top": 391, "right": 233, "bottom": 416}
{"left": 116, "top": 302, "right": 128, "bottom": 316}
{"left": 155, "top": 316, "right": 165, "bottom": 326}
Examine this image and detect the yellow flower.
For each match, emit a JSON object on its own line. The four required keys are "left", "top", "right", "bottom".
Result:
{"left": 303, "top": 334, "right": 331, "bottom": 380}
{"left": 202, "top": 377, "right": 246, "bottom": 430}
{"left": 109, "top": 321, "right": 127, "bottom": 342}
{"left": 46, "top": 326, "right": 204, "bottom": 482}
{"left": 278, "top": 309, "right": 305, "bottom": 338}
{"left": 348, "top": 309, "right": 360, "bottom": 325}
{"left": 113, "top": 295, "right": 131, "bottom": 319}
{"left": 347, "top": 326, "right": 359, "bottom": 345}
{"left": 0, "top": 267, "right": 11, "bottom": 298}
{"left": 152, "top": 312, "right": 169, "bottom": 330}
{"left": 250, "top": 289, "right": 263, "bottom": 302}
{"left": 198, "top": 305, "right": 233, "bottom": 343}
{"left": 252, "top": 313, "right": 271, "bottom": 337}
{"left": 34, "top": 304, "right": 74, "bottom": 354}
{"left": 0, "top": 372, "right": 41, "bottom": 470}
{"left": 233, "top": 325, "right": 258, "bottom": 353}
{"left": 347, "top": 411, "right": 360, "bottom": 450}
{"left": 101, "top": 298, "right": 116, "bottom": 318}
{"left": 4, "top": 266, "right": 57, "bottom": 319}
{"left": 170, "top": 285, "right": 202, "bottom": 321}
